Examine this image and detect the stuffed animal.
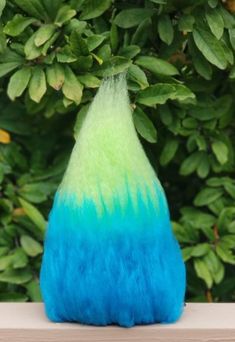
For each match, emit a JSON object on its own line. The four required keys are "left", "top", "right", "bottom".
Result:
{"left": 40, "top": 74, "right": 186, "bottom": 327}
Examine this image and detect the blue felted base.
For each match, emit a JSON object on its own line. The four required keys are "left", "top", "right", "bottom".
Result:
{"left": 40, "top": 185, "right": 186, "bottom": 327}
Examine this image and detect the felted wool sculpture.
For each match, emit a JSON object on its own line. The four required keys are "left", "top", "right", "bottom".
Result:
{"left": 40, "top": 74, "right": 186, "bottom": 327}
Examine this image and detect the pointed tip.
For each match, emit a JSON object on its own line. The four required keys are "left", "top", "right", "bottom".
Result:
{"left": 100, "top": 72, "right": 127, "bottom": 90}
{"left": 96, "top": 72, "right": 128, "bottom": 105}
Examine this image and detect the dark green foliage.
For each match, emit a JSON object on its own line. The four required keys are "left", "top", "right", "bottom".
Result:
{"left": 0, "top": 0, "right": 234, "bottom": 302}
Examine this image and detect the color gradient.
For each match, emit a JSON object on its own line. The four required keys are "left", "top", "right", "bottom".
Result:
{"left": 40, "top": 75, "right": 186, "bottom": 327}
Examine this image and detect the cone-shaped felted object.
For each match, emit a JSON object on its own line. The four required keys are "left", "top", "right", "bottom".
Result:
{"left": 40, "top": 74, "right": 186, "bottom": 327}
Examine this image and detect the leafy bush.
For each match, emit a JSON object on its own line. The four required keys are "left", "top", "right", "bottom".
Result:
{"left": 0, "top": 0, "right": 235, "bottom": 302}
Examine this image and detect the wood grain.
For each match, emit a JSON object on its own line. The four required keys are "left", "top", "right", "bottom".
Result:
{"left": 0, "top": 303, "right": 234, "bottom": 342}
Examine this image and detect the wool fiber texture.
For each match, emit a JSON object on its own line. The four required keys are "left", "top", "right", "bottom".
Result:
{"left": 40, "top": 74, "right": 186, "bottom": 327}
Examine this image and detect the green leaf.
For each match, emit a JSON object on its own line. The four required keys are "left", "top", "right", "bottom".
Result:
{"left": 135, "top": 56, "right": 179, "bottom": 76}
{"left": 224, "top": 183, "right": 235, "bottom": 200}
{"left": 80, "top": 0, "right": 111, "bottom": 20}
{"left": 0, "top": 247, "right": 8, "bottom": 257}
{"left": 133, "top": 107, "right": 157, "bottom": 143}
{"left": 12, "top": 249, "right": 28, "bottom": 269}
{"left": 137, "top": 83, "right": 195, "bottom": 106}
{"left": 18, "top": 182, "right": 55, "bottom": 203}
{"left": 221, "top": 39, "right": 233, "bottom": 65}
{"left": 34, "top": 24, "right": 56, "bottom": 47}
{"left": 3, "top": 14, "right": 36, "bottom": 37}
{"left": 0, "top": 0, "right": 6, "bottom": 17}
{"left": 24, "top": 32, "right": 42, "bottom": 60}
{"left": 208, "top": 198, "right": 225, "bottom": 216}
{"left": 208, "top": 0, "right": 218, "bottom": 8}
{"left": 14, "top": 0, "right": 46, "bottom": 20}
{"left": 188, "top": 38, "right": 212, "bottom": 80}
{"left": 70, "top": 30, "right": 89, "bottom": 56}
{"left": 93, "top": 56, "right": 131, "bottom": 77}
{"left": 229, "top": 65, "right": 235, "bottom": 79}
{"left": 178, "top": 14, "right": 195, "bottom": 32}
{"left": 87, "top": 34, "right": 106, "bottom": 52}
{"left": 194, "top": 188, "right": 223, "bottom": 206}
{"left": 19, "top": 198, "right": 46, "bottom": 232}
{"left": 7, "top": 67, "right": 31, "bottom": 101}
{"left": 119, "top": 45, "right": 140, "bottom": 59}
{"left": 55, "top": 5, "right": 76, "bottom": 26}
{"left": 194, "top": 258, "right": 213, "bottom": 288}
{"left": 197, "top": 153, "right": 210, "bottom": 179}
{"left": 26, "top": 280, "right": 42, "bottom": 301}
{"left": 114, "top": 8, "right": 153, "bottom": 29}
{"left": 160, "top": 138, "right": 179, "bottom": 166}
{"left": 221, "top": 235, "right": 235, "bottom": 248}
{"left": 182, "top": 117, "right": 197, "bottom": 129}
{"left": 229, "top": 28, "right": 235, "bottom": 50}
{"left": 180, "top": 207, "right": 216, "bottom": 229}
{"left": 194, "top": 134, "right": 207, "bottom": 151}
{"left": 206, "top": 8, "right": 224, "bottom": 40}
{"left": 218, "top": 207, "right": 233, "bottom": 231}
{"left": 204, "top": 251, "right": 224, "bottom": 285}
{"left": 46, "top": 63, "right": 65, "bottom": 90}
{"left": 172, "top": 84, "right": 195, "bottom": 102}
{"left": 0, "top": 255, "right": 13, "bottom": 271}
{"left": 0, "top": 47, "right": 24, "bottom": 63}
{"left": 0, "top": 269, "right": 32, "bottom": 284}
{"left": 56, "top": 46, "right": 77, "bottom": 63}
{"left": 0, "top": 62, "right": 22, "bottom": 78}
{"left": 180, "top": 151, "right": 202, "bottom": 176}
{"left": 172, "top": 221, "right": 198, "bottom": 244}
{"left": 192, "top": 28, "right": 227, "bottom": 70}
{"left": 216, "top": 243, "right": 235, "bottom": 265}
{"left": 190, "top": 106, "right": 216, "bottom": 121}
{"left": 41, "top": 0, "right": 63, "bottom": 20}
{"left": 131, "top": 18, "right": 151, "bottom": 47}
{"left": 29, "top": 66, "right": 47, "bottom": 103}
{"left": 110, "top": 23, "right": 118, "bottom": 52}
{"left": 218, "top": 6, "right": 235, "bottom": 29}
{"left": 137, "top": 83, "right": 175, "bottom": 106}
{"left": 128, "top": 64, "right": 148, "bottom": 89}
{"left": 78, "top": 74, "right": 100, "bottom": 88}
{"left": 74, "top": 56, "right": 93, "bottom": 71}
{"left": 158, "top": 14, "right": 174, "bottom": 45}
{"left": 0, "top": 28, "right": 6, "bottom": 54}
{"left": 182, "top": 247, "right": 194, "bottom": 262}
{"left": 191, "top": 243, "right": 210, "bottom": 257}
{"left": 212, "top": 140, "right": 228, "bottom": 165}
{"left": 62, "top": 66, "right": 83, "bottom": 104}
{"left": 41, "top": 34, "right": 59, "bottom": 58}
{"left": 20, "top": 235, "right": 43, "bottom": 257}
{"left": 89, "top": 54, "right": 102, "bottom": 66}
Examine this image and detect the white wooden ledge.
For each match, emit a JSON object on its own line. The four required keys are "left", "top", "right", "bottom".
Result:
{"left": 0, "top": 303, "right": 234, "bottom": 342}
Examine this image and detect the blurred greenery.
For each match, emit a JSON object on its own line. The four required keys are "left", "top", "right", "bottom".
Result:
{"left": 0, "top": 0, "right": 235, "bottom": 303}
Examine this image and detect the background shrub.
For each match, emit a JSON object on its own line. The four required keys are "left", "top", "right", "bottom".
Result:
{"left": 0, "top": 0, "right": 235, "bottom": 303}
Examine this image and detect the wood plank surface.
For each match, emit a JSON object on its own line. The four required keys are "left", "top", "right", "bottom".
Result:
{"left": 0, "top": 303, "right": 234, "bottom": 342}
